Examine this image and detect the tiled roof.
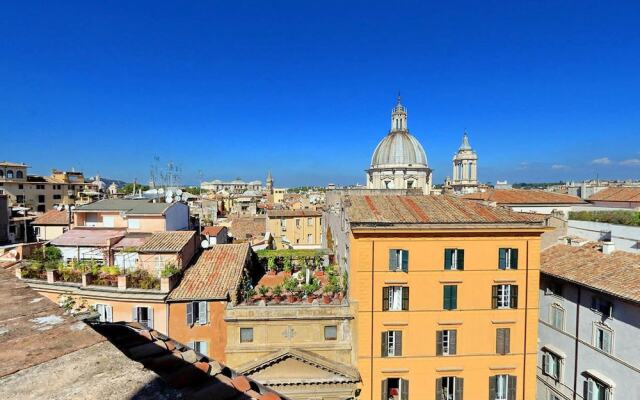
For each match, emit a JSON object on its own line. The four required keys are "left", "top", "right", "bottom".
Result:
{"left": 75, "top": 199, "right": 175, "bottom": 215}
{"left": 461, "top": 189, "right": 584, "bottom": 204}
{"left": 202, "top": 226, "right": 226, "bottom": 236}
{"left": 138, "top": 231, "right": 196, "bottom": 253}
{"left": 347, "top": 195, "right": 547, "bottom": 226}
{"left": 49, "top": 227, "right": 126, "bottom": 247}
{"left": 168, "top": 243, "right": 250, "bottom": 301}
{"left": 112, "top": 232, "right": 153, "bottom": 249}
{"left": 0, "top": 268, "right": 182, "bottom": 399}
{"left": 228, "top": 216, "right": 266, "bottom": 243}
{"left": 541, "top": 243, "right": 640, "bottom": 303}
{"left": 91, "top": 321, "right": 288, "bottom": 400}
{"left": 588, "top": 187, "right": 640, "bottom": 202}
{"left": 32, "top": 209, "right": 70, "bottom": 225}
{"left": 267, "top": 210, "right": 322, "bottom": 218}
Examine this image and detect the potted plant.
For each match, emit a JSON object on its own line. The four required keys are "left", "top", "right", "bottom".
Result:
{"left": 258, "top": 285, "right": 270, "bottom": 301}
{"left": 283, "top": 277, "right": 299, "bottom": 303}
{"left": 322, "top": 284, "right": 335, "bottom": 304}
{"left": 283, "top": 257, "right": 293, "bottom": 276}
{"left": 272, "top": 285, "right": 283, "bottom": 304}
{"left": 267, "top": 257, "right": 277, "bottom": 275}
{"left": 245, "top": 287, "right": 257, "bottom": 303}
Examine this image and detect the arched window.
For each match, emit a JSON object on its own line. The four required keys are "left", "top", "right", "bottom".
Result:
{"left": 16, "top": 170, "right": 23, "bottom": 179}
{"left": 0, "top": 170, "right": 3, "bottom": 178}
{"left": 6, "top": 170, "right": 13, "bottom": 179}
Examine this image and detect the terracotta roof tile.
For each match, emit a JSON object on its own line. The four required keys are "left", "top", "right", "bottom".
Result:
{"left": 32, "top": 209, "right": 70, "bottom": 225}
{"left": 461, "top": 189, "right": 584, "bottom": 204}
{"left": 49, "top": 227, "right": 126, "bottom": 247}
{"left": 138, "top": 231, "right": 196, "bottom": 253}
{"left": 267, "top": 210, "right": 322, "bottom": 218}
{"left": 202, "top": 226, "right": 226, "bottom": 236}
{"left": 168, "top": 243, "right": 250, "bottom": 301}
{"left": 347, "top": 195, "right": 546, "bottom": 226}
{"left": 588, "top": 187, "right": 640, "bottom": 202}
{"left": 541, "top": 243, "right": 640, "bottom": 303}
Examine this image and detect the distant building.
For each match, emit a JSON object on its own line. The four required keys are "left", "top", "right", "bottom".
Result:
{"left": 586, "top": 187, "right": 640, "bottom": 209}
{"left": 538, "top": 241, "right": 640, "bottom": 400}
{"left": 201, "top": 178, "right": 262, "bottom": 194}
{"left": 461, "top": 189, "right": 585, "bottom": 218}
{"left": 32, "top": 209, "right": 70, "bottom": 241}
{"left": 266, "top": 210, "right": 322, "bottom": 249}
{"left": 266, "top": 170, "right": 274, "bottom": 194}
{"left": 202, "top": 225, "right": 229, "bottom": 245}
{"left": 567, "top": 181, "right": 609, "bottom": 200}
{"left": 495, "top": 180, "right": 513, "bottom": 190}
{"left": 273, "top": 188, "right": 286, "bottom": 204}
{"left": 366, "top": 96, "right": 433, "bottom": 194}
{"left": 451, "top": 131, "right": 479, "bottom": 194}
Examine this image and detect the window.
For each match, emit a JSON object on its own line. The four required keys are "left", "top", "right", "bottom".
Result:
{"left": 53, "top": 194, "right": 61, "bottom": 200}
{"left": 444, "top": 249, "right": 464, "bottom": 270}
{"left": 16, "top": 195, "right": 24, "bottom": 203}
{"left": 383, "top": 286, "right": 409, "bottom": 311}
{"left": 591, "top": 297, "right": 613, "bottom": 318}
{"left": 585, "top": 376, "right": 612, "bottom": 400}
{"left": 443, "top": 285, "right": 458, "bottom": 310}
{"left": 36, "top": 184, "right": 45, "bottom": 190}
{"left": 0, "top": 170, "right": 3, "bottom": 178}
{"left": 382, "top": 330, "right": 403, "bottom": 356}
{"left": 496, "top": 328, "right": 511, "bottom": 355}
{"left": 295, "top": 218, "right": 301, "bottom": 228}
{"left": 132, "top": 306, "right": 153, "bottom": 328}
{"left": 436, "top": 376, "right": 463, "bottom": 400}
{"left": 240, "top": 327, "right": 253, "bottom": 343}
{"left": 498, "top": 248, "right": 518, "bottom": 270}
{"left": 388, "top": 249, "right": 409, "bottom": 272}
{"left": 6, "top": 170, "right": 13, "bottom": 179}
{"left": 492, "top": 285, "right": 518, "bottom": 309}
{"left": 127, "top": 218, "right": 141, "bottom": 229}
{"left": 189, "top": 341, "right": 209, "bottom": 357}
{"left": 280, "top": 218, "right": 286, "bottom": 231}
{"left": 406, "top": 180, "right": 413, "bottom": 189}
{"left": 16, "top": 171, "right": 23, "bottom": 179}
{"left": 542, "top": 350, "right": 562, "bottom": 381}
{"left": 490, "top": 375, "right": 517, "bottom": 400}
{"left": 307, "top": 234, "right": 313, "bottom": 244}
{"left": 594, "top": 324, "right": 613, "bottom": 354}
{"left": 103, "top": 216, "right": 115, "bottom": 228}
{"left": 37, "top": 205, "right": 45, "bottom": 212}
{"left": 94, "top": 304, "right": 112, "bottom": 322}
{"left": 382, "top": 378, "right": 409, "bottom": 400}
{"left": 18, "top": 184, "right": 23, "bottom": 189}
{"left": 154, "top": 256, "right": 163, "bottom": 275}
{"left": 436, "top": 330, "right": 457, "bottom": 356}
{"left": 38, "top": 195, "right": 45, "bottom": 203}
{"left": 307, "top": 217, "right": 313, "bottom": 226}
{"left": 186, "top": 301, "right": 209, "bottom": 326}
{"left": 324, "top": 325, "right": 337, "bottom": 341}
{"left": 550, "top": 304, "right": 565, "bottom": 330}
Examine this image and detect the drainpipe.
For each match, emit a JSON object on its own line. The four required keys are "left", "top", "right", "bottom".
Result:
{"left": 523, "top": 240, "right": 530, "bottom": 399}
{"left": 370, "top": 239, "right": 375, "bottom": 400}
{"left": 572, "top": 285, "right": 581, "bottom": 400}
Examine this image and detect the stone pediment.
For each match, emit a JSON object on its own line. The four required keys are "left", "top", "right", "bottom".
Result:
{"left": 238, "top": 349, "right": 359, "bottom": 386}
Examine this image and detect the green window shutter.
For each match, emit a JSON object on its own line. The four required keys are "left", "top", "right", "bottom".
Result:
{"left": 451, "top": 285, "right": 458, "bottom": 309}
{"left": 489, "top": 375, "right": 497, "bottom": 400}
{"left": 499, "top": 248, "right": 507, "bottom": 269}
{"left": 504, "top": 328, "right": 511, "bottom": 354}
{"left": 450, "top": 330, "right": 457, "bottom": 355}
{"left": 455, "top": 377, "right": 464, "bottom": 400}
{"left": 401, "top": 250, "right": 409, "bottom": 272}
{"left": 496, "top": 328, "right": 505, "bottom": 354}
{"left": 186, "top": 302, "right": 194, "bottom": 326}
{"left": 382, "top": 287, "right": 389, "bottom": 311}
{"left": 444, "top": 249, "right": 453, "bottom": 270}
{"left": 492, "top": 285, "right": 499, "bottom": 309}
{"left": 443, "top": 286, "right": 449, "bottom": 309}
{"left": 510, "top": 248, "right": 519, "bottom": 269}
{"left": 510, "top": 285, "right": 518, "bottom": 309}
{"left": 396, "top": 331, "right": 403, "bottom": 356}
{"left": 401, "top": 379, "right": 409, "bottom": 400}
{"left": 389, "top": 250, "right": 398, "bottom": 271}
{"left": 402, "top": 287, "right": 409, "bottom": 310}
{"left": 508, "top": 375, "right": 517, "bottom": 400}
{"left": 381, "top": 331, "right": 388, "bottom": 357}
{"left": 436, "top": 331, "right": 443, "bottom": 356}
{"left": 435, "top": 377, "right": 443, "bottom": 400}
{"left": 457, "top": 249, "right": 465, "bottom": 270}
{"left": 382, "top": 379, "right": 388, "bottom": 400}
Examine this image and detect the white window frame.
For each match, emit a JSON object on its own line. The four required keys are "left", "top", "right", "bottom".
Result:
{"left": 542, "top": 350, "right": 562, "bottom": 381}
{"left": 307, "top": 217, "right": 313, "bottom": 226}
{"left": 497, "top": 285, "right": 511, "bottom": 309}
{"left": 550, "top": 303, "right": 565, "bottom": 331}
{"left": 450, "top": 249, "right": 459, "bottom": 270}
{"left": 593, "top": 323, "right": 614, "bottom": 354}
{"left": 240, "top": 327, "right": 254, "bottom": 343}
{"left": 193, "top": 340, "right": 209, "bottom": 357}
{"left": 442, "top": 376, "right": 456, "bottom": 400}
{"left": 95, "top": 303, "right": 112, "bottom": 322}
{"left": 387, "top": 331, "right": 397, "bottom": 356}
{"left": 442, "top": 330, "right": 451, "bottom": 356}
{"left": 389, "top": 286, "right": 404, "bottom": 311}
{"left": 496, "top": 374, "right": 509, "bottom": 400}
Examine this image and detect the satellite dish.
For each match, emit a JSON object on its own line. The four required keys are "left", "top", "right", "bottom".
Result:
{"left": 201, "top": 239, "right": 210, "bottom": 249}
{"left": 166, "top": 190, "right": 173, "bottom": 199}
{"left": 165, "top": 196, "right": 173, "bottom": 203}
{"left": 176, "top": 189, "right": 183, "bottom": 196}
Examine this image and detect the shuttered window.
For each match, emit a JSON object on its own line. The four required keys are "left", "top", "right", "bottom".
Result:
{"left": 489, "top": 375, "right": 517, "bottom": 400}
{"left": 381, "top": 330, "right": 403, "bottom": 357}
{"left": 186, "top": 301, "right": 209, "bottom": 326}
{"left": 188, "top": 341, "right": 209, "bottom": 357}
{"left": 383, "top": 286, "right": 409, "bottom": 311}
{"left": 444, "top": 249, "right": 464, "bottom": 270}
{"left": 492, "top": 285, "right": 518, "bottom": 309}
{"left": 542, "top": 350, "right": 561, "bottom": 381}
{"left": 594, "top": 325, "right": 613, "bottom": 354}
{"left": 585, "top": 376, "right": 611, "bottom": 400}
{"left": 381, "top": 378, "right": 409, "bottom": 400}
{"left": 550, "top": 304, "right": 565, "bottom": 330}
{"left": 436, "top": 330, "right": 457, "bottom": 356}
{"left": 389, "top": 249, "right": 409, "bottom": 272}
{"left": 498, "top": 248, "right": 518, "bottom": 270}
{"left": 443, "top": 285, "right": 458, "bottom": 310}
{"left": 95, "top": 304, "right": 113, "bottom": 322}
{"left": 436, "top": 376, "right": 464, "bottom": 400}
{"left": 496, "top": 328, "right": 511, "bottom": 355}
{"left": 591, "top": 297, "right": 613, "bottom": 318}
{"left": 132, "top": 306, "right": 153, "bottom": 329}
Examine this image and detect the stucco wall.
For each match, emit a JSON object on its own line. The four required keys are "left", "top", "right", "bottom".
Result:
{"left": 568, "top": 220, "right": 640, "bottom": 253}
{"left": 168, "top": 301, "right": 228, "bottom": 362}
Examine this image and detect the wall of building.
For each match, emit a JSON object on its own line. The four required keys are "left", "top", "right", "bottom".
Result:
{"left": 568, "top": 220, "right": 640, "bottom": 253}
{"left": 538, "top": 275, "right": 640, "bottom": 399}
{"left": 74, "top": 211, "right": 168, "bottom": 233}
{"left": 168, "top": 301, "right": 228, "bottom": 361}
{"left": 349, "top": 229, "right": 542, "bottom": 400}
{"left": 267, "top": 215, "right": 322, "bottom": 249}
{"left": 164, "top": 202, "right": 189, "bottom": 230}
{"left": 0, "top": 196, "right": 9, "bottom": 245}
{"left": 34, "top": 225, "right": 66, "bottom": 241}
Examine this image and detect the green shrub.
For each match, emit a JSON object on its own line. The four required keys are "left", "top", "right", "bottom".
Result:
{"left": 160, "top": 263, "right": 179, "bottom": 278}
{"left": 283, "top": 277, "right": 299, "bottom": 292}
{"left": 44, "top": 246, "right": 63, "bottom": 261}
{"left": 272, "top": 285, "right": 282, "bottom": 296}
{"left": 128, "top": 270, "right": 160, "bottom": 289}
{"left": 258, "top": 285, "right": 270, "bottom": 296}
{"left": 569, "top": 210, "right": 640, "bottom": 226}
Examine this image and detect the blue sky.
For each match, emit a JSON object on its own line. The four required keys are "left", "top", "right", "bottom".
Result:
{"left": 1, "top": 1, "right": 639, "bottom": 186}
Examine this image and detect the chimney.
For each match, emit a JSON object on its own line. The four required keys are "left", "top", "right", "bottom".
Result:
{"left": 602, "top": 241, "right": 615, "bottom": 255}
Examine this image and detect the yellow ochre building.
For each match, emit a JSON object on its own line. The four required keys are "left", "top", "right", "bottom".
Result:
{"left": 330, "top": 194, "right": 548, "bottom": 400}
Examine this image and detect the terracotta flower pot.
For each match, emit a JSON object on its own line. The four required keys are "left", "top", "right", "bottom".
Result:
{"left": 287, "top": 294, "right": 297, "bottom": 303}
{"left": 272, "top": 295, "right": 282, "bottom": 304}
{"left": 322, "top": 294, "right": 332, "bottom": 304}
{"left": 314, "top": 271, "right": 324, "bottom": 277}
{"left": 306, "top": 294, "right": 316, "bottom": 303}
{"left": 267, "top": 270, "right": 276, "bottom": 276}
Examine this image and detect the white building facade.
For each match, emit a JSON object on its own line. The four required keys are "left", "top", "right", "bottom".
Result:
{"left": 451, "top": 131, "right": 479, "bottom": 194}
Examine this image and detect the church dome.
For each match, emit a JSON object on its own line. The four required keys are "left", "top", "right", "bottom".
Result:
{"left": 371, "top": 131, "right": 428, "bottom": 168}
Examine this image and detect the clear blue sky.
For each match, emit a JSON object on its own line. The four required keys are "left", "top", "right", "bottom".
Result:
{"left": 1, "top": 1, "right": 639, "bottom": 186}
